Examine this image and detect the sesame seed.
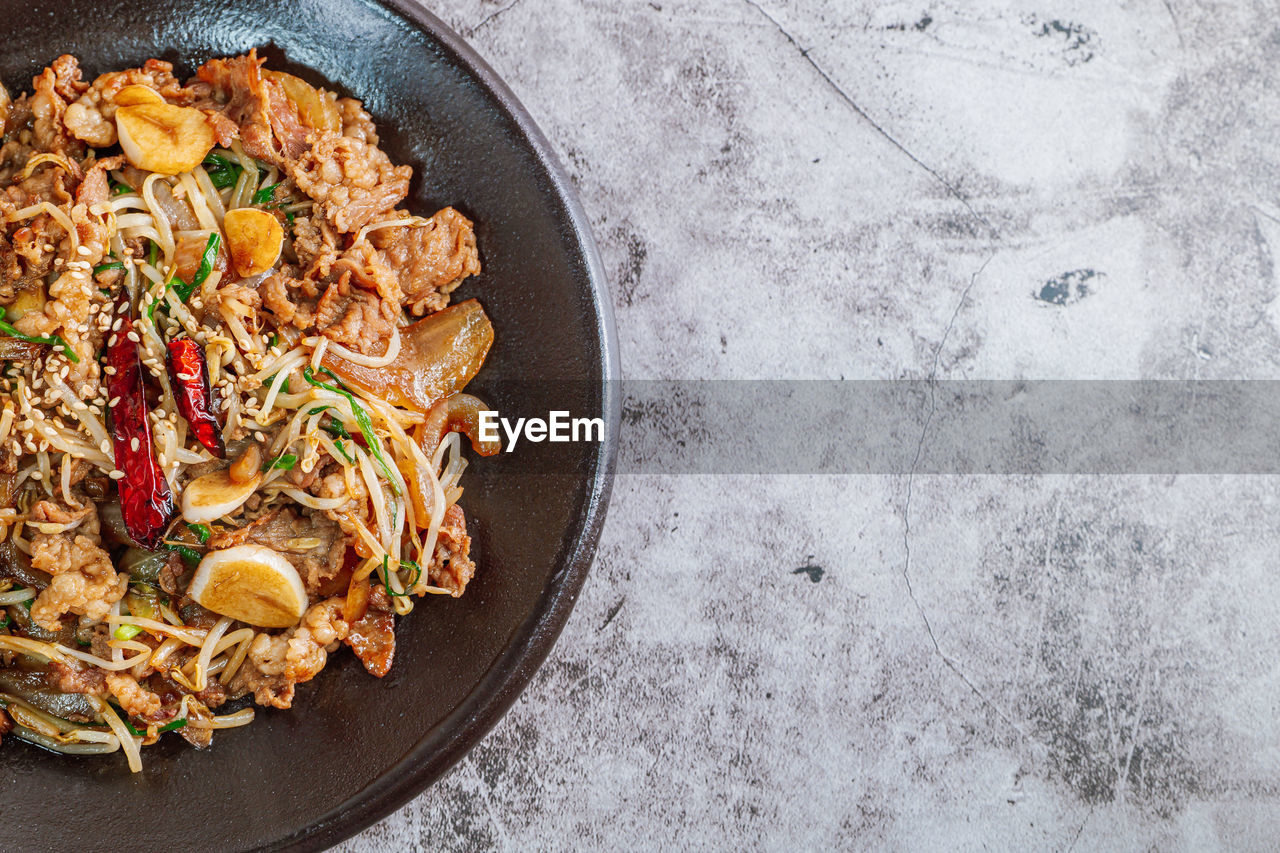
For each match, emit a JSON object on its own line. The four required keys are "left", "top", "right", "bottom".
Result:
{"left": 130, "top": 437, "right": 140, "bottom": 452}
{"left": 109, "top": 470, "right": 124, "bottom": 480}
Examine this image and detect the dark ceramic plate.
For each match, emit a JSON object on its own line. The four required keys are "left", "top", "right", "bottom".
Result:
{"left": 0, "top": 1, "right": 618, "bottom": 850}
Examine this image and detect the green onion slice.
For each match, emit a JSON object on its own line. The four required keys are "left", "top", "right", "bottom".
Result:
{"left": 302, "top": 366, "right": 401, "bottom": 495}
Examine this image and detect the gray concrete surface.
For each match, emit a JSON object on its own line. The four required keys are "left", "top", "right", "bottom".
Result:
{"left": 342, "top": 1, "right": 1280, "bottom": 849}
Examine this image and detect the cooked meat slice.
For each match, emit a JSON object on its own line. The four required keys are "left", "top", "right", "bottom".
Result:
{"left": 6, "top": 163, "right": 113, "bottom": 380}
{"left": 74, "top": 154, "right": 125, "bottom": 208}
{"left": 208, "top": 506, "right": 346, "bottom": 593}
{"left": 330, "top": 241, "right": 403, "bottom": 304}
{"left": 175, "top": 698, "right": 216, "bottom": 748}
{"left": 426, "top": 504, "right": 476, "bottom": 597}
{"left": 47, "top": 660, "right": 107, "bottom": 696}
{"left": 259, "top": 269, "right": 320, "bottom": 328}
{"left": 286, "top": 135, "right": 410, "bottom": 233}
{"left": 28, "top": 532, "right": 124, "bottom": 631}
{"left": 194, "top": 679, "right": 228, "bottom": 710}
{"left": 0, "top": 155, "right": 81, "bottom": 298}
{"left": 195, "top": 50, "right": 309, "bottom": 163}
{"left": 314, "top": 275, "right": 398, "bottom": 355}
{"left": 345, "top": 585, "right": 395, "bottom": 677}
{"left": 316, "top": 467, "right": 371, "bottom": 541}
{"left": 64, "top": 60, "right": 189, "bottom": 147}
{"left": 228, "top": 598, "right": 349, "bottom": 709}
{"left": 106, "top": 672, "right": 164, "bottom": 720}
{"left": 29, "top": 55, "right": 87, "bottom": 157}
{"left": 337, "top": 97, "right": 378, "bottom": 144}
{"left": 289, "top": 210, "right": 341, "bottom": 279}
{"left": 369, "top": 207, "right": 481, "bottom": 315}
{"left": 146, "top": 672, "right": 227, "bottom": 716}
{"left": 48, "top": 55, "right": 89, "bottom": 102}
{"left": 156, "top": 551, "right": 189, "bottom": 597}
{"left": 29, "top": 499, "right": 96, "bottom": 530}
{"left": 87, "top": 622, "right": 114, "bottom": 660}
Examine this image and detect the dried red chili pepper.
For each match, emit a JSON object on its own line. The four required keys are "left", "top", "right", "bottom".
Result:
{"left": 106, "top": 290, "right": 176, "bottom": 550}
{"left": 165, "top": 336, "right": 225, "bottom": 459}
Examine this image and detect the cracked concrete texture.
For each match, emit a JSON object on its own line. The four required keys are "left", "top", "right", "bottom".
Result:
{"left": 342, "top": 1, "right": 1280, "bottom": 849}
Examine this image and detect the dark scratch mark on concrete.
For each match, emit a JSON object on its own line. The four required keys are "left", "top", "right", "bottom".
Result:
{"left": 599, "top": 597, "right": 626, "bottom": 632}
{"left": 618, "top": 231, "right": 649, "bottom": 306}
{"left": 464, "top": 0, "right": 529, "bottom": 37}
{"left": 1066, "top": 807, "right": 1093, "bottom": 851}
{"left": 900, "top": 253, "right": 1027, "bottom": 735}
{"left": 1161, "top": 0, "right": 1186, "bottom": 49}
{"left": 742, "top": 0, "right": 999, "bottom": 240}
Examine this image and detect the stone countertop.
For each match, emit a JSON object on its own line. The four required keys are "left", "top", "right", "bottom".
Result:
{"left": 344, "top": 1, "right": 1280, "bottom": 849}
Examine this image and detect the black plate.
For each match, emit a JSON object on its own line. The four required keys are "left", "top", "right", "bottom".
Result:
{"left": 0, "top": 1, "right": 619, "bottom": 849}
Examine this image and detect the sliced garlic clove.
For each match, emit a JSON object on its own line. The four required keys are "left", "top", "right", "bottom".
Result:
{"left": 223, "top": 208, "right": 284, "bottom": 277}
{"left": 188, "top": 544, "right": 307, "bottom": 628}
{"left": 115, "top": 103, "right": 216, "bottom": 175}
{"left": 180, "top": 468, "right": 260, "bottom": 524}
{"left": 113, "top": 84, "right": 164, "bottom": 107}
{"left": 263, "top": 70, "right": 342, "bottom": 133}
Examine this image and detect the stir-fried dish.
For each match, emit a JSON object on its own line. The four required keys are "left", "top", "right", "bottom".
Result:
{"left": 0, "top": 52, "right": 499, "bottom": 771}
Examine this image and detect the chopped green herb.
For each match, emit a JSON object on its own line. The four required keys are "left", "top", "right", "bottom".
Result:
{"left": 331, "top": 439, "right": 355, "bottom": 464}
{"left": 163, "top": 544, "right": 202, "bottom": 568}
{"left": 93, "top": 260, "right": 125, "bottom": 275}
{"left": 268, "top": 332, "right": 279, "bottom": 348}
{"left": 202, "top": 153, "right": 243, "bottom": 190}
{"left": 285, "top": 211, "right": 296, "bottom": 225}
{"left": 307, "top": 409, "right": 354, "bottom": 460}
{"left": 110, "top": 181, "right": 133, "bottom": 196}
{"left": 264, "top": 453, "right": 298, "bottom": 472}
{"left": 252, "top": 182, "right": 282, "bottom": 204}
{"left": 113, "top": 623, "right": 143, "bottom": 641}
{"left": 172, "top": 233, "right": 220, "bottom": 303}
{"left": 148, "top": 240, "right": 158, "bottom": 268}
{"left": 0, "top": 613, "right": 10, "bottom": 629}
{"left": 321, "top": 418, "right": 350, "bottom": 440}
{"left": 302, "top": 366, "right": 401, "bottom": 495}
{"left": 21, "top": 597, "right": 33, "bottom": 611}
{"left": 120, "top": 716, "right": 188, "bottom": 737}
{"left": 380, "top": 556, "right": 422, "bottom": 597}
{"left": 0, "top": 308, "right": 78, "bottom": 363}
{"left": 187, "top": 523, "right": 212, "bottom": 544}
